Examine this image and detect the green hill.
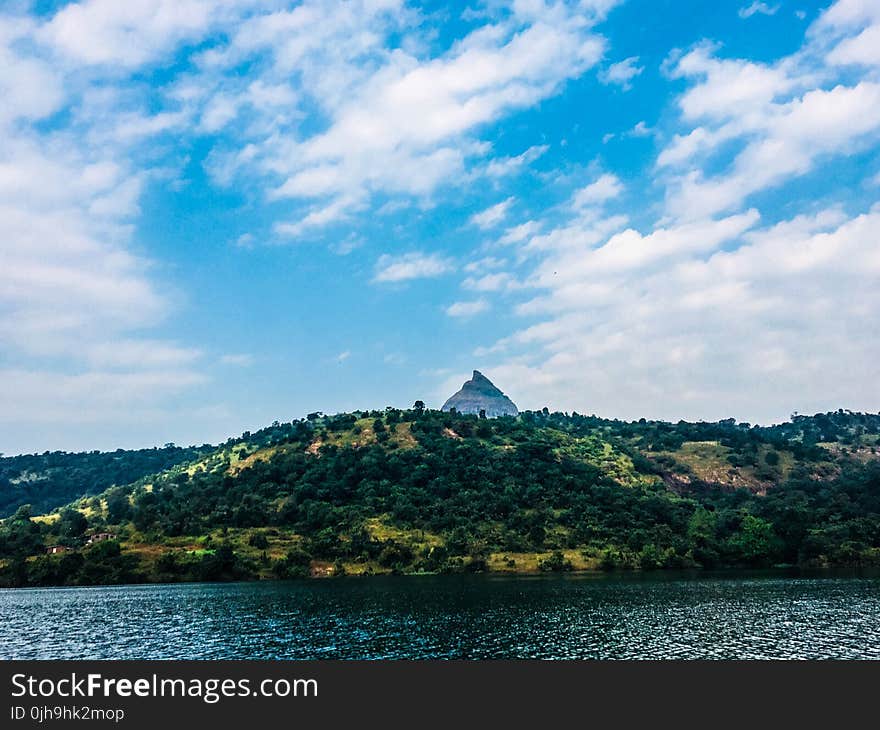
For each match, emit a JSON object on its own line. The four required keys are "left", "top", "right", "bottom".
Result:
{"left": 0, "top": 444, "right": 213, "bottom": 519}
{"left": 1, "top": 408, "right": 879, "bottom": 586}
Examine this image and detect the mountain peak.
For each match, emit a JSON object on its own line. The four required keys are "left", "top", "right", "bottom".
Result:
{"left": 441, "top": 370, "right": 518, "bottom": 417}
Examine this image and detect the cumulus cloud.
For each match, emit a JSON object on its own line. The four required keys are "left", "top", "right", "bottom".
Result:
{"left": 37, "top": 0, "right": 222, "bottom": 68}
{"left": 466, "top": 2, "right": 880, "bottom": 422}
{"left": 629, "top": 120, "right": 652, "bottom": 137}
{"left": 194, "top": 0, "right": 613, "bottom": 227}
{"left": 479, "top": 145, "right": 549, "bottom": 178}
{"left": 738, "top": 2, "right": 780, "bottom": 19}
{"left": 659, "top": 40, "right": 880, "bottom": 220}
{"left": 6, "top": 0, "right": 880, "bottom": 448}
{"left": 0, "top": 0, "right": 625, "bottom": 450}
{"left": 571, "top": 174, "right": 624, "bottom": 208}
{"left": 462, "top": 272, "right": 523, "bottom": 293}
{"left": 446, "top": 299, "right": 490, "bottom": 318}
{"left": 0, "top": 369, "right": 208, "bottom": 425}
{"left": 373, "top": 252, "right": 455, "bottom": 283}
{"left": 464, "top": 256, "right": 508, "bottom": 273}
{"left": 469, "top": 197, "right": 515, "bottom": 229}
{"left": 481, "top": 205, "right": 880, "bottom": 422}
{"left": 599, "top": 56, "right": 644, "bottom": 89}
{"left": 500, "top": 220, "right": 542, "bottom": 244}
{"left": 0, "top": 4, "right": 224, "bottom": 450}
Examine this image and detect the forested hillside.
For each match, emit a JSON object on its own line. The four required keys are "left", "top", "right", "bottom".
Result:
{"left": 0, "top": 445, "right": 213, "bottom": 518}
{"left": 1, "top": 408, "right": 879, "bottom": 587}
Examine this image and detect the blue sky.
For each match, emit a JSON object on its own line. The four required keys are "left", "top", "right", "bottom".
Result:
{"left": 2, "top": 0, "right": 879, "bottom": 454}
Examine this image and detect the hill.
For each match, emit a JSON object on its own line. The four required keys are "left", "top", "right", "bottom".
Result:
{"left": 0, "top": 444, "right": 213, "bottom": 519}
{"left": 1, "top": 407, "right": 879, "bottom": 587}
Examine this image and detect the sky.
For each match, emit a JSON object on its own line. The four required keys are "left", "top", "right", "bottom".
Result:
{"left": 2, "top": 0, "right": 880, "bottom": 454}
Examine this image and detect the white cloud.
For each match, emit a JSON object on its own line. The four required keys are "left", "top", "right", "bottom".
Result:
{"left": 738, "top": 2, "right": 780, "bottom": 19}
{"left": 572, "top": 173, "right": 623, "bottom": 208}
{"left": 526, "top": 211, "right": 759, "bottom": 295}
{"left": 446, "top": 299, "right": 489, "bottom": 318}
{"left": 6, "top": 0, "right": 880, "bottom": 447}
{"left": 827, "top": 23, "right": 880, "bottom": 67}
{"left": 480, "top": 144, "right": 549, "bottom": 178}
{"left": 464, "top": 256, "right": 507, "bottom": 273}
{"left": 462, "top": 272, "right": 522, "bottom": 292}
{"left": 658, "top": 33, "right": 880, "bottom": 220}
{"left": 469, "top": 197, "right": 514, "bottom": 229}
{"left": 0, "top": 0, "right": 623, "bottom": 450}
{"left": 0, "top": 369, "right": 207, "bottom": 425}
{"left": 629, "top": 120, "right": 651, "bottom": 137}
{"left": 0, "top": 4, "right": 228, "bottom": 449}
{"left": 464, "top": 1, "right": 880, "bottom": 422}
{"left": 500, "top": 220, "right": 542, "bottom": 244}
{"left": 0, "top": 22, "right": 64, "bottom": 125}
{"left": 670, "top": 46, "right": 796, "bottom": 121}
{"left": 200, "top": 94, "right": 239, "bottom": 133}
{"left": 373, "top": 252, "right": 454, "bottom": 283}
{"left": 38, "top": 0, "right": 220, "bottom": 68}
{"left": 519, "top": 213, "right": 629, "bottom": 253}
{"left": 84, "top": 341, "right": 202, "bottom": 369}
{"left": 0, "top": 150, "right": 171, "bottom": 359}
{"left": 203, "top": 0, "right": 612, "bottom": 226}
{"left": 664, "top": 80, "right": 880, "bottom": 219}
{"left": 600, "top": 56, "right": 643, "bottom": 89}
{"left": 812, "top": 0, "right": 880, "bottom": 31}
{"left": 485, "top": 205, "right": 880, "bottom": 421}
{"left": 274, "top": 195, "right": 365, "bottom": 236}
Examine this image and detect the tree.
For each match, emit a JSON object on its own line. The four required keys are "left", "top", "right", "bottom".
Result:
{"left": 58, "top": 508, "right": 88, "bottom": 540}
{"left": 539, "top": 551, "right": 572, "bottom": 572}
{"left": 687, "top": 507, "right": 720, "bottom": 567}
{"left": 728, "top": 515, "right": 783, "bottom": 566}
{"left": 248, "top": 532, "right": 270, "bottom": 549}
{"left": 106, "top": 491, "right": 132, "bottom": 523}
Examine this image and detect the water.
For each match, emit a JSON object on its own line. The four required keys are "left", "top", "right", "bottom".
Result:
{"left": 2, "top": 572, "right": 880, "bottom": 659}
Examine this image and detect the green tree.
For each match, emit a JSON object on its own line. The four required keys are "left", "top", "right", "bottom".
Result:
{"left": 58, "top": 508, "right": 88, "bottom": 540}
{"left": 539, "top": 551, "right": 572, "bottom": 572}
{"left": 687, "top": 507, "right": 720, "bottom": 567}
{"left": 728, "top": 515, "right": 783, "bottom": 566}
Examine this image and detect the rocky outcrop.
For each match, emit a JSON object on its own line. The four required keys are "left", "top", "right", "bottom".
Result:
{"left": 441, "top": 370, "right": 519, "bottom": 417}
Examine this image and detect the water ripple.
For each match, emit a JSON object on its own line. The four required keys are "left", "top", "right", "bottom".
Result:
{"left": 1, "top": 573, "right": 879, "bottom": 659}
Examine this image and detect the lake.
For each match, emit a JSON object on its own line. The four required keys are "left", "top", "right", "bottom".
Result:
{"left": 2, "top": 572, "right": 880, "bottom": 659}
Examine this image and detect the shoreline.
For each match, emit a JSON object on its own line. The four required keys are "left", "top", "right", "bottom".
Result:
{"left": 4, "top": 564, "right": 880, "bottom": 591}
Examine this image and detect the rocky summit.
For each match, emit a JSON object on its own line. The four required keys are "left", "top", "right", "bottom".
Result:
{"left": 441, "top": 370, "right": 519, "bottom": 417}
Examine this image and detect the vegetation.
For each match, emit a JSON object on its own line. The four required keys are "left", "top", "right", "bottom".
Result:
{"left": 0, "top": 444, "right": 213, "bottom": 518}
{"left": 1, "top": 408, "right": 879, "bottom": 587}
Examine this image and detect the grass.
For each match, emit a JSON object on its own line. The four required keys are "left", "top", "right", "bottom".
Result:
{"left": 32, "top": 513, "right": 59, "bottom": 525}
{"left": 363, "top": 515, "right": 443, "bottom": 548}
{"left": 549, "top": 430, "right": 653, "bottom": 487}
{"left": 654, "top": 441, "right": 805, "bottom": 490}
{"left": 486, "top": 550, "right": 600, "bottom": 572}
{"left": 318, "top": 418, "right": 420, "bottom": 451}
{"left": 227, "top": 445, "right": 287, "bottom": 474}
